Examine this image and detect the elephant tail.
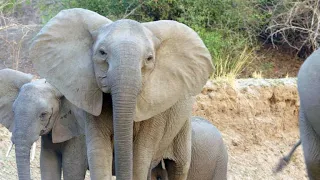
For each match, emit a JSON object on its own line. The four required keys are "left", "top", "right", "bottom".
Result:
{"left": 273, "top": 139, "right": 301, "bottom": 173}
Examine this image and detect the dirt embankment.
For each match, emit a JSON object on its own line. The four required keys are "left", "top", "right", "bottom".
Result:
{"left": 0, "top": 78, "right": 306, "bottom": 179}
{"left": 193, "top": 79, "right": 306, "bottom": 180}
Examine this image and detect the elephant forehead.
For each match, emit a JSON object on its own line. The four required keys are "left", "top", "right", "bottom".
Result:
{"left": 99, "top": 20, "right": 149, "bottom": 43}
{"left": 20, "top": 80, "right": 54, "bottom": 96}
{"left": 112, "top": 19, "right": 144, "bottom": 32}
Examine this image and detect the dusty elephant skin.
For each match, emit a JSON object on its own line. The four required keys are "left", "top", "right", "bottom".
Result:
{"left": 296, "top": 48, "right": 320, "bottom": 179}
{"left": 29, "top": 8, "right": 213, "bottom": 180}
{"left": 151, "top": 116, "right": 228, "bottom": 180}
{"left": 0, "top": 68, "right": 88, "bottom": 180}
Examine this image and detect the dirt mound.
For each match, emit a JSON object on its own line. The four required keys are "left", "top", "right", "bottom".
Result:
{"left": 0, "top": 78, "right": 306, "bottom": 179}
{"left": 193, "top": 78, "right": 306, "bottom": 179}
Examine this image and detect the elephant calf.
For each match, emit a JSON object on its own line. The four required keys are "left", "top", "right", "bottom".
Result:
{"left": 151, "top": 116, "right": 228, "bottom": 180}
{"left": 0, "top": 68, "right": 88, "bottom": 180}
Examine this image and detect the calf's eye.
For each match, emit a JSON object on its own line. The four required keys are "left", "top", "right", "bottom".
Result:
{"left": 40, "top": 112, "right": 47, "bottom": 118}
{"left": 147, "top": 55, "right": 153, "bottom": 61}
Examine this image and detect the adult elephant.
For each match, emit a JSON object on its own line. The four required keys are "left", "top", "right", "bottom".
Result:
{"left": 297, "top": 48, "right": 320, "bottom": 179}
{"left": 30, "top": 8, "right": 213, "bottom": 180}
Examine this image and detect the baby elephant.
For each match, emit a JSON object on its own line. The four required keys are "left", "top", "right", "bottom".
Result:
{"left": 0, "top": 69, "right": 88, "bottom": 180}
{"left": 151, "top": 116, "right": 228, "bottom": 180}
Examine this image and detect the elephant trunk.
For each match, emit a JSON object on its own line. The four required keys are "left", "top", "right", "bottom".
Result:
{"left": 111, "top": 66, "right": 141, "bottom": 180}
{"left": 15, "top": 138, "right": 31, "bottom": 180}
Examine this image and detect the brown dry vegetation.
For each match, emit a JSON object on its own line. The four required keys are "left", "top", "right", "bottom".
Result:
{"left": 266, "top": 0, "right": 320, "bottom": 57}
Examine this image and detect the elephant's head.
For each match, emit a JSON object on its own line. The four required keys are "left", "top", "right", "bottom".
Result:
{"left": 0, "top": 68, "right": 83, "bottom": 180}
{"left": 30, "top": 8, "right": 213, "bottom": 179}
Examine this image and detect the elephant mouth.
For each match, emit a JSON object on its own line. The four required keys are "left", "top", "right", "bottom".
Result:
{"left": 101, "top": 85, "right": 111, "bottom": 93}
{"left": 98, "top": 75, "right": 111, "bottom": 93}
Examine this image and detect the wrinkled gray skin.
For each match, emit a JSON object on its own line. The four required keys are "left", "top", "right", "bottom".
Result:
{"left": 40, "top": 134, "right": 88, "bottom": 180}
{"left": 151, "top": 117, "right": 228, "bottom": 180}
{"left": 0, "top": 69, "right": 88, "bottom": 180}
{"left": 30, "top": 8, "right": 213, "bottom": 180}
{"left": 297, "top": 48, "right": 320, "bottom": 180}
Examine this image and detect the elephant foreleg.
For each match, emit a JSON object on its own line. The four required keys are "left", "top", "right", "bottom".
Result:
{"left": 85, "top": 115, "right": 113, "bottom": 180}
{"left": 133, "top": 145, "right": 154, "bottom": 180}
{"left": 300, "top": 108, "right": 320, "bottom": 180}
{"left": 40, "top": 136, "right": 62, "bottom": 180}
{"left": 133, "top": 119, "right": 165, "bottom": 180}
{"left": 167, "top": 120, "right": 192, "bottom": 180}
{"left": 62, "top": 135, "right": 88, "bottom": 180}
{"left": 212, "top": 144, "right": 228, "bottom": 180}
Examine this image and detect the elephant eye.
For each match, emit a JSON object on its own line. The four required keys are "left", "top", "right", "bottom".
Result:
{"left": 99, "top": 50, "right": 107, "bottom": 56}
{"left": 40, "top": 112, "right": 48, "bottom": 118}
{"left": 147, "top": 55, "right": 153, "bottom": 61}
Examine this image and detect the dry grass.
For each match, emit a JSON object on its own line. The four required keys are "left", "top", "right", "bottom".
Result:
{"left": 0, "top": 0, "right": 31, "bottom": 70}
{"left": 213, "top": 46, "right": 256, "bottom": 81}
{"left": 266, "top": 0, "right": 320, "bottom": 56}
{"left": 252, "top": 71, "right": 263, "bottom": 79}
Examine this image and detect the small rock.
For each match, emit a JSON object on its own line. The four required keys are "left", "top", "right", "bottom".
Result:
{"left": 232, "top": 140, "right": 239, "bottom": 146}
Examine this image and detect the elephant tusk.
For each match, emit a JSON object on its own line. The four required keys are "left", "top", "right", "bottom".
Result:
{"left": 30, "top": 142, "right": 36, "bottom": 162}
{"left": 161, "top": 159, "right": 166, "bottom": 170}
{"left": 6, "top": 142, "right": 13, "bottom": 157}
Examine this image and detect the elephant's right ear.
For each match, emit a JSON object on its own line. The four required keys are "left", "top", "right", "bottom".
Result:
{"left": 0, "top": 69, "right": 33, "bottom": 131}
{"left": 30, "top": 8, "right": 112, "bottom": 116}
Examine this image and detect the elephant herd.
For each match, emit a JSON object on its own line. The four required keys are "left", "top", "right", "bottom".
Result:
{"left": 0, "top": 7, "right": 319, "bottom": 180}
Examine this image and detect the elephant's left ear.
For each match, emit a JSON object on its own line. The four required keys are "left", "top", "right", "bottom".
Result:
{"left": 52, "top": 97, "right": 85, "bottom": 143}
{"left": 136, "top": 21, "right": 214, "bottom": 121}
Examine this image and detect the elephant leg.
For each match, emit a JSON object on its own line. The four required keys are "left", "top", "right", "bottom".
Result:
{"left": 167, "top": 121, "right": 192, "bottom": 180}
{"left": 62, "top": 135, "right": 88, "bottom": 180}
{"left": 133, "top": 119, "right": 165, "bottom": 180}
{"left": 213, "top": 144, "right": 228, "bottom": 180}
{"left": 85, "top": 115, "right": 113, "bottom": 180}
{"left": 300, "top": 108, "right": 320, "bottom": 180}
{"left": 133, "top": 142, "right": 155, "bottom": 180}
{"left": 40, "top": 136, "right": 62, "bottom": 180}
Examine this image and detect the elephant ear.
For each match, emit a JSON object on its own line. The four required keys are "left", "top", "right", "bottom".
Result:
{"left": 0, "top": 69, "right": 33, "bottom": 131}
{"left": 136, "top": 21, "right": 214, "bottom": 121}
{"left": 30, "top": 8, "right": 112, "bottom": 116}
{"left": 52, "top": 97, "right": 85, "bottom": 143}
